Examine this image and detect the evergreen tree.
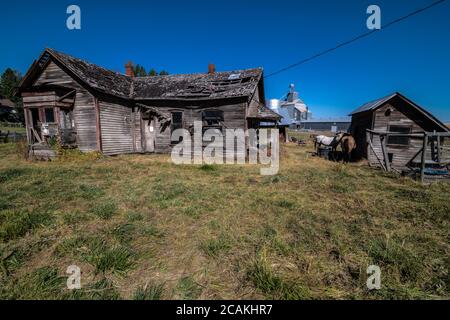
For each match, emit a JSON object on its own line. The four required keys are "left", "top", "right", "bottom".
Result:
{"left": 133, "top": 64, "right": 147, "bottom": 77}
{"left": 0, "top": 68, "right": 21, "bottom": 102}
{"left": 0, "top": 68, "right": 23, "bottom": 123}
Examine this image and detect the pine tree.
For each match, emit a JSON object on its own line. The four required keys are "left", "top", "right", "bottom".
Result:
{"left": 0, "top": 68, "right": 23, "bottom": 123}
{"left": 133, "top": 64, "right": 147, "bottom": 77}
{"left": 0, "top": 68, "right": 21, "bottom": 102}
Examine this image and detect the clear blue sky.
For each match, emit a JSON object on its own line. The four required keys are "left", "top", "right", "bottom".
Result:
{"left": 1, "top": 0, "right": 449, "bottom": 121}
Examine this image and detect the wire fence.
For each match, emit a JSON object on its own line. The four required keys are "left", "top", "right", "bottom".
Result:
{"left": 0, "top": 121, "right": 25, "bottom": 128}
{"left": 0, "top": 130, "right": 27, "bottom": 143}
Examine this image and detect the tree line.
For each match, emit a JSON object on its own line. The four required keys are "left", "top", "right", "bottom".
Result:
{"left": 133, "top": 64, "right": 169, "bottom": 77}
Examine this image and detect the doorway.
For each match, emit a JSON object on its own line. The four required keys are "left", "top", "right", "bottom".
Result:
{"left": 143, "top": 118, "right": 155, "bottom": 153}
{"left": 28, "top": 108, "right": 42, "bottom": 143}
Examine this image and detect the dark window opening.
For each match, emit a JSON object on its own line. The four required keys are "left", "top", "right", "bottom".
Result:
{"left": 30, "top": 108, "right": 40, "bottom": 127}
{"left": 171, "top": 111, "right": 183, "bottom": 144}
{"left": 388, "top": 153, "right": 394, "bottom": 163}
{"left": 387, "top": 126, "right": 411, "bottom": 146}
{"left": 202, "top": 110, "right": 224, "bottom": 134}
{"left": 385, "top": 109, "right": 392, "bottom": 117}
{"left": 45, "top": 108, "right": 55, "bottom": 123}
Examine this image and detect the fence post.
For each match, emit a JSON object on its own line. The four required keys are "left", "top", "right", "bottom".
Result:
{"left": 381, "top": 134, "right": 391, "bottom": 172}
{"left": 420, "top": 133, "right": 428, "bottom": 183}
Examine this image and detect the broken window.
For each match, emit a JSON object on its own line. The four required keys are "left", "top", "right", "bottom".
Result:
{"left": 171, "top": 111, "right": 183, "bottom": 144}
{"left": 387, "top": 126, "right": 411, "bottom": 146}
{"left": 202, "top": 110, "right": 224, "bottom": 133}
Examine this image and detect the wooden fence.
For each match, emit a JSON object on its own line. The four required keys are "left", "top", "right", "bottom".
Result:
{"left": 0, "top": 130, "right": 27, "bottom": 143}
{"left": 0, "top": 121, "right": 24, "bottom": 128}
{"left": 366, "top": 130, "right": 450, "bottom": 183}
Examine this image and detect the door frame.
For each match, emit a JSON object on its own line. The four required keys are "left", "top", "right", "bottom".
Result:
{"left": 141, "top": 115, "right": 156, "bottom": 153}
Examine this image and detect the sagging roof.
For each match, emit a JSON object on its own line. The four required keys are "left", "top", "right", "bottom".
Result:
{"left": 132, "top": 68, "right": 262, "bottom": 100}
{"left": 21, "top": 48, "right": 263, "bottom": 102}
{"left": 247, "top": 99, "right": 282, "bottom": 122}
{"left": 349, "top": 92, "right": 449, "bottom": 132}
{"left": 42, "top": 48, "right": 132, "bottom": 98}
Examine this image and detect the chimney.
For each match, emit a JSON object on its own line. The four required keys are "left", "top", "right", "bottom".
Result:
{"left": 125, "top": 61, "right": 135, "bottom": 78}
{"left": 208, "top": 63, "right": 216, "bottom": 74}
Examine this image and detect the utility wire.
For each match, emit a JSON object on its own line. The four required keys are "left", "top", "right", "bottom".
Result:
{"left": 264, "top": 0, "right": 447, "bottom": 79}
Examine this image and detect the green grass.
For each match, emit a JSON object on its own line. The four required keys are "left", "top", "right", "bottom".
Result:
{"left": 200, "top": 234, "right": 232, "bottom": 257}
{"left": 177, "top": 276, "right": 202, "bottom": 300}
{"left": 0, "top": 210, "right": 53, "bottom": 241}
{"left": 246, "top": 251, "right": 310, "bottom": 300}
{"left": 79, "top": 237, "right": 135, "bottom": 275}
{"left": 0, "top": 138, "right": 448, "bottom": 300}
{"left": 0, "top": 126, "right": 26, "bottom": 134}
{"left": 90, "top": 202, "right": 117, "bottom": 220}
{"left": 133, "top": 282, "right": 165, "bottom": 300}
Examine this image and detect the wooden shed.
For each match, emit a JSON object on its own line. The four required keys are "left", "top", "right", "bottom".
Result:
{"left": 349, "top": 92, "right": 449, "bottom": 170}
{"left": 18, "top": 48, "right": 280, "bottom": 159}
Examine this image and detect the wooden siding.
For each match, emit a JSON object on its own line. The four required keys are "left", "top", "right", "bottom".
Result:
{"left": 151, "top": 102, "right": 247, "bottom": 154}
{"left": 369, "top": 103, "right": 425, "bottom": 169}
{"left": 99, "top": 101, "right": 135, "bottom": 155}
{"left": 134, "top": 111, "right": 143, "bottom": 153}
{"left": 32, "top": 61, "right": 98, "bottom": 152}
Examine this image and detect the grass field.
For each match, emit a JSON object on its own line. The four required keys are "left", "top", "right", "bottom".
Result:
{"left": 0, "top": 126, "right": 26, "bottom": 134}
{"left": 0, "top": 139, "right": 448, "bottom": 300}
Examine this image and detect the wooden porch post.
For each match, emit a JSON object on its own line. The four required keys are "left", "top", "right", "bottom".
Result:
{"left": 23, "top": 107, "right": 31, "bottom": 144}
{"left": 420, "top": 133, "right": 428, "bottom": 183}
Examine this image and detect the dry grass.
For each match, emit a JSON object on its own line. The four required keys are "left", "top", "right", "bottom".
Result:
{"left": 0, "top": 138, "right": 448, "bottom": 300}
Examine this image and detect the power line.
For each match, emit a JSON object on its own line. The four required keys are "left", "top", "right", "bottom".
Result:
{"left": 264, "top": 0, "right": 447, "bottom": 79}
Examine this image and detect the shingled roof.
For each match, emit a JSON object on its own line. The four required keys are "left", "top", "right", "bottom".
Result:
{"left": 24, "top": 49, "right": 263, "bottom": 102}
{"left": 132, "top": 68, "right": 262, "bottom": 100}
{"left": 45, "top": 49, "right": 132, "bottom": 98}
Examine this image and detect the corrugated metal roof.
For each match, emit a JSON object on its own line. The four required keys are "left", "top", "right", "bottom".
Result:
{"left": 348, "top": 93, "right": 397, "bottom": 115}
{"left": 349, "top": 92, "right": 449, "bottom": 132}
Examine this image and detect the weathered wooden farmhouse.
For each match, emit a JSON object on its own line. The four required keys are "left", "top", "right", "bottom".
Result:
{"left": 349, "top": 92, "right": 449, "bottom": 170}
{"left": 18, "top": 48, "right": 280, "bottom": 158}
